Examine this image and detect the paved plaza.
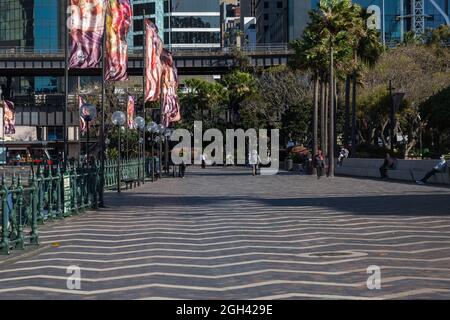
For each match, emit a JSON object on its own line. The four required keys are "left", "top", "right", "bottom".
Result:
{"left": 1, "top": 166, "right": 450, "bottom": 299}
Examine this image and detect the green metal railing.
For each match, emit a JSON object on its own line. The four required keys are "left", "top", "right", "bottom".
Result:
{"left": 1, "top": 158, "right": 142, "bottom": 255}
{"left": 104, "top": 158, "right": 140, "bottom": 189}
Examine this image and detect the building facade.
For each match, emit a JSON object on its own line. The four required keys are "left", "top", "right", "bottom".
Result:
{"left": 129, "top": 0, "right": 221, "bottom": 50}
{"left": 221, "top": 0, "right": 242, "bottom": 47}
{"left": 310, "top": 0, "right": 450, "bottom": 44}
{"left": 0, "top": 0, "right": 80, "bottom": 160}
{"left": 255, "top": 0, "right": 310, "bottom": 44}
{"left": 255, "top": 0, "right": 288, "bottom": 44}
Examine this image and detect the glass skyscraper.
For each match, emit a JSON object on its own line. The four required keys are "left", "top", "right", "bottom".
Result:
{"left": 0, "top": 0, "right": 61, "bottom": 93}
{"left": 310, "top": 0, "right": 450, "bottom": 44}
{"left": 128, "top": 0, "right": 221, "bottom": 50}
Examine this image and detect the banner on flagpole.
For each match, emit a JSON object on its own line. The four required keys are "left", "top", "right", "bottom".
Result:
{"left": 160, "top": 49, "right": 181, "bottom": 127}
{"left": 79, "top": 96, "right": 87, "bottom": 135}
{"left": 105, "top": 0, "right": 132, "bottom": 81}
{"left": 127, "top": 95, "right": 135, "bottom": 129}
{"left": 69, "top": 0, "right": 106, "bottom": 69}
{"left": 145, "top": 19, "right": 163, "bottom": 102}
{"left": 3, "top": 100, "right": 15, "bottom": 135}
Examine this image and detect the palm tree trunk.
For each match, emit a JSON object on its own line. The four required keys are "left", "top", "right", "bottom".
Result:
{"left": 320, "top": 77, "right": 325, "bottom": 154}
{"left": 328, "top": 42, "right": 335, "bottom": 178}
{"left": 344, "top": 75, "right": 351, "bottom": 147}
{"left": 313, "top": 73, "right": 319, "bottom": 168}
{"left": 334, "top": 77, "right": 338, "bottom": 156}
{"left": 324, "top": 81, "right": 328, "bottom": 157}
{"left": 351, "top": 72, "right": 357, "bottom": 157}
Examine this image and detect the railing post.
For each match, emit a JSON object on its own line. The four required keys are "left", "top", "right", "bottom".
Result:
{"left": 15, "top": 175, "right": 24, "bottom": 250}
{"left": 47, "top": 167, "right": 54, "bottom": 220}
{"left": 72, "top": 165, "right": 79, "bottom": 215}
{"left": 8, "top": 175, "right": 18, "bottom": 249}
{"left": 37, "top": 166, "right": 45, "bottom": 224}
{"left": 1, "top": 178, "right": 9, "bottom": 255}
{"left": 29, "top": 171, "right": 39, "bottom": 245}
{"left": 56, "top": 165, "right": 63, "bottom": 219}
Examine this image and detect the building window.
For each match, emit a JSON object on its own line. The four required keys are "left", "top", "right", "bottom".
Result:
{"left": 133, "top": 20, "right": 144, "bottom": 33}
{"left": 134, "top": 35, "right": 143, "bottom": 47}
{"left": 47, "top": 127, "right": 63, "bottom": 141}
{"left": 277, "top": 1, "right": 283, "bottom": 9}
{"left": 165, "top": 16, "right": 220, "bottom": 29}
{"left": 264, "top": 1, "right": 269, "bottom": 9}
{"left": 133, "top": 3, "right": 156, "bottom": 16}
{"left": 167, "top": 31, "right": 220, "bottom": 44}
{"left": 264, "top": 13, "right": 269, "bottom": 20}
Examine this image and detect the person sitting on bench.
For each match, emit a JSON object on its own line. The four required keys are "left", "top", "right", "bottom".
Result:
{"left": 416, "top": 155, "right": 447, "bottom": 185}
{"left": 380, "top": 153, "right": 397, "bottom": 179}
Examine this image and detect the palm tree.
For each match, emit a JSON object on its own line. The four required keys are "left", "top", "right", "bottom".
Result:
{"left": 347, "top": 9, "right": 384, "bottom": 157}
{"left": 290, "top": 28, "right": 328, "bottom": 165}
{"left": 308, "top": 0, "right": 361, "bottom": 177}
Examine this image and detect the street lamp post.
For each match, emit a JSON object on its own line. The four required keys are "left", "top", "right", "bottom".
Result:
{"left": 388, "top": 81, "right": 405, "bottom": 152}
{"left": 80, "top": 103, "right": 97, "bottom": 163}
{"left": 147, "top": 122, "right": 158, "bottom": 182}
{"left": 164, "top": 129, "right": 172, "bottom": 175}
{"left": 112, "top": 111, "right": 126, "bottom": 193}
{"left": 134, "top": 116, "right": 145, "bottom": 185}
{"left": 158, "top": 124, "right": 165, "bottom": 178}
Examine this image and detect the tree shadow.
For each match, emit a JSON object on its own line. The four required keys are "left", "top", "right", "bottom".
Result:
{"left": 105, "top": 192, "right": 450, "bottom": 216}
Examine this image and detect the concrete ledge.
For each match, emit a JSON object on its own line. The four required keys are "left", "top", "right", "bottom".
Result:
{"left": 336, "top": 158, "right": 450, "bottom": 185}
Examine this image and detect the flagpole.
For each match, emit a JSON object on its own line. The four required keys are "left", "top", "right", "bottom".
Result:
{"left": 142, "top": 10, "right": 147, "bottom": 184}
{"left": 64, "top": 0, "right": 69, "bottom": 170}
{"left": 99, "top": 2, "right": 107, "bottom": 208}
{"left": 78, "top": 80, "right": 81, "bottom": 162}
{"left": 1, "top": 99, "right": 4, "bottom": 164}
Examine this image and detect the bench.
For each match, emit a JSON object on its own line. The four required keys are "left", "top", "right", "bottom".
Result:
{"left": 121, "top": 178, "right": 138, "bottom": 190}
{"left": 336, "top": 158, "right": 450, "bottom": 185}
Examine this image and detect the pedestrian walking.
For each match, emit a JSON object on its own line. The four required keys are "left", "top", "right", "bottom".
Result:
{"left": 379, "top": 153, "right": 397, "bottom": 179}
{"left": 337, "top": 146, "right": 349, "bottom": 167}
{"left": 416, "top": 155, "right": 447, "bottom": 185}
{"left": 314, "top": 150, "right": 325, "bottom": 179}
{"left": 179, "top": 149, "right": 186, "bottom": 178}
{"left": 201, "top": 153, "right": 207, "bottom": 169}
{"left": 248, "top": 149, "right": 261, "bottom": 176}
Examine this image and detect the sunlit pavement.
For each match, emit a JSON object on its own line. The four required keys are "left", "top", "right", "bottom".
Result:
{"left": 1, "top": 166, "right": 450, "bottom": 299}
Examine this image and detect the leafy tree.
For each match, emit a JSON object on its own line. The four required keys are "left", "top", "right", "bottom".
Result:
{"left": 221, "top": 71, "right": 256, "bottom": 127}
{"left": 240, "top": 66, "right": 312, "bottom": 134}
{"left": 419, "top": 85, "right": 450, "bottom": 154}
{"left": 360, "top": 44, "right": 450, "bottom": 157}
{"left": 177, "top": 78, "right": 228, "bottom": 131}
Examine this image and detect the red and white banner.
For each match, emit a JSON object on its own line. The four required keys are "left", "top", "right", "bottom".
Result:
{"left": 79, "top": 96, "right": 87, "bottom": 135}
{"left": 3, "top": 100, "right": 15, "bottom": 135}
{"left": 145, "top": 19, "right": 163, "bottom": 102}
{"left": 127, "top": 95, "right": 135, "bottom": 129}
{"left": 160, "top": 49, "right": 181, "bottom": 127}
{"left": 69, "top": 0, "right": 106, "bottom": 69}
{"left": 105, "top": 0, "right": 132, "bottom": 81}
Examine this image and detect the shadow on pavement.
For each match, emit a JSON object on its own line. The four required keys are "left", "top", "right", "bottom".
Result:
{"left": 106, "top": 193, "right": 450, "bottom": 216}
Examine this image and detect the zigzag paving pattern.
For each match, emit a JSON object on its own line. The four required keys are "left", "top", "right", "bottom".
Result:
{"left": 1, "top": 166, "right": 450, "bottom": 299}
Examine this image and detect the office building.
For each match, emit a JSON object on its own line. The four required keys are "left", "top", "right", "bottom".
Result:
{"left": 310, "top": 0, "right": 450, "bottom": 44}
{"left": 255, "top": 0, "right": 310, "bottom": 44}
{"left": 240, "top": 0, "right": 257, "bottom": 47}
{"left": 221, "top": 0, "right": 242, "bottom": 47}
{"left": 0, "top": 0, "right": 79, "bottom": 158}
{"left": 129, "top": 0, "right": 221, "bottom": 50}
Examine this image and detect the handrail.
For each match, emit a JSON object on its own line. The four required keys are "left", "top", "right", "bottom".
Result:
{"left": 0, "top": 44, "right": 293, "bottom": 57}
{"left": 0, "top": 158, "right": 143, "bottom": 255}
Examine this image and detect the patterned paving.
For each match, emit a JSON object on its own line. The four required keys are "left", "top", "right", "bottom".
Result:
{"left": 1, "top": 166, "right": 450, "bottom": 299}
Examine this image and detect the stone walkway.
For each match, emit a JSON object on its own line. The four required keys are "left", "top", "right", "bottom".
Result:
{"left": 1, "top": 166, "right": 450, "bottom": 299}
